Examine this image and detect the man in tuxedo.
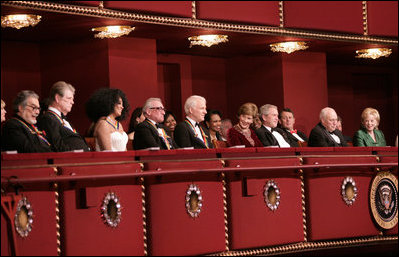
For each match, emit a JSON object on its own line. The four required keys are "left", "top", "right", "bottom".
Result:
{"left": 256, "top": 104, "right": 294, "bottom": 147}
{"left": 38, "top": 81, "right": 89, "bottom": 152}
{"left": 133, "top": 98, "right": 177, "bottom": 150}
{"left": 174, "top": 95, "right": 213, "bottom": 149}
{"left": 308, "top": 107, "right": 347, "bottom": 147}
{"left": 1, "top": 90, "right": 52, "bottom": 153}
{"left": 278, "top": 108, "right": 308, "bottom": 146}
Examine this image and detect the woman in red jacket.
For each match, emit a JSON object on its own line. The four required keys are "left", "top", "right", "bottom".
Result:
{"left": 227, "top": 102, "right": 263, "bottom": 148}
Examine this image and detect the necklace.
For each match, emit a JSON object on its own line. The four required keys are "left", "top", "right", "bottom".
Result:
{"left": 106, "top": 116, "right": 119, "bottom": 130}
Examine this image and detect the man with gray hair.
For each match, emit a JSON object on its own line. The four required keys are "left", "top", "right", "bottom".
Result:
{"left": 308, "top": 107, "right": 347, "bottom": 147}
{"left": 38, "top": 81, "right": 89, "bottom": 152}
{"left": 256, "top": 104, "right": 294, "bottom": 147}
{"left": 133, "top": 97, "right": 177, "bottom": 150}
{"left": 1, "top": 90, "right": 52, "bottom": 152}
{"left": 174, "top": 95, "right": 213, "bottom": 149}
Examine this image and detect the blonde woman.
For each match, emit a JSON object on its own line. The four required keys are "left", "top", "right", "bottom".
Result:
{"left": 353, "top": 107, "right": 386, "bottom": 147}
{"left": 1, "top": 99, "right": 6, "bottom": 123}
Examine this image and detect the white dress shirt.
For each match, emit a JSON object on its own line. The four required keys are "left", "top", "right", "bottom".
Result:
{"left": 48, "top": 107, "right": 74, "bottom": 131}
{"left": 264, "top": 125, "right": 291, "bottom": 148}
{"left": 186, "top": 116, "right": 205, "bottom": 142}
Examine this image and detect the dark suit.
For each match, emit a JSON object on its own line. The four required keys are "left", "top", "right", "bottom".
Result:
{"left": 280, "top": 128, "right": 308, "bottom": 147}
{"left": 174, "top": 119, "right": 214, "bottom": 149}
{"left": 133, "top": 119, "right": 177, "bottom": 150}
{"left": 38, "top": 111, "right": 89, "bottom": 152}
{"left": 256, "top": 126, "right": 295, "bottom": 147}
{"left": 1, "top": 115, "right": 52, "bottom": 153}
{"left": 308, "top": 122, "right": 348, "bottom": 147}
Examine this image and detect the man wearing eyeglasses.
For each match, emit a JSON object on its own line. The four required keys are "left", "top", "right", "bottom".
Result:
{"left": 133, "top": 97, "right": 178, "bottom": 150}
{"left": 1, "top": 90, "right": 52, "bottom": 153}
{"left": 38, "top": 81, "right": 89, "bottom": 152}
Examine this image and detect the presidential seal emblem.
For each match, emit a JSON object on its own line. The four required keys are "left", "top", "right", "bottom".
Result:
{"left": 369, "top": 172, "right": 398, "bottom": 230}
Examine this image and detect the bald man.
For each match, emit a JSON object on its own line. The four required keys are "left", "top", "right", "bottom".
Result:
{"left": 308, "top": 107, "right": 347, "bottom": 147}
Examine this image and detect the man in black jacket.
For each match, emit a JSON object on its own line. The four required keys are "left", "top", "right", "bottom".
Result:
{"left": 174, "top": 95, "right": 213, "bottom": 149}
{"left": 308, "top": 107, "right": 347, "bottom": 147}
{"left": 278, "top": 108, "right": 308, "bottom": 147}
{"left": 256, "top": 104, "right": 295, "bottom": 147}
{"left": 133, "top": 98, "right": 177, "bottom": 150}
{"left": 2, "top": 90, "right": 52, "bottom": 153}
{"left": 38, "top": 81, "right": 89, "bottom": 152}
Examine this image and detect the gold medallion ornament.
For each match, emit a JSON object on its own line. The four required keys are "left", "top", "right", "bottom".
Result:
{"left": 341, "top": 177, "right": 358, "bottom": 205}
{"left": 185, "top": 184, "right": 203, "bottom": 218}
{"left": 14, "top": 197, "right": 33, "bottom": 238}
{"left": 264, "top": 180, "right": 280, "bottom": 211}
{"left": 101, "top": 192, "right": 122, "bottom": 228}
{"left": 369, "top": 172, "right": 398, "bottom": 230}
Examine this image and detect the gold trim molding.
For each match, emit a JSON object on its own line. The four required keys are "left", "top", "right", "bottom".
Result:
{"left": 1, "top": 1, "right": 397, "bottom": 45}
{"left": 362, "top": 1, "right": 368, "bottom": 36}
{"left": 209, "top": 236, "right": 398, "bottom": 256}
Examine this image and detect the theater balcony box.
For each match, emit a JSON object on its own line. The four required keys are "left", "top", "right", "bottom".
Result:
{"left": 303, "top": 153, "right": 381, "bottom": 241}
{"left": 224, "top": 156, "right": 304, "bottom": 250}
{"left": 143, "top": 159, "right": 226, "bottom": 256}
{"left": 1, "top": 167, "right": 59, "bottom": 256}
{"left": 58, "top": 163, "right": 145, "bottom": 256}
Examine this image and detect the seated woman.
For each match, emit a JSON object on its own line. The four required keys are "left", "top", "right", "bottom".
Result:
{"left": 353, "top": 107, "right": 386, "bottom": 147}
{"left": 162, "top": 111, "right": 177, "bottom": 139}
{"left": 205, "top": 110, "right": 223, "bottom": 142}
{"left": 227, "top": 102, "right": 263, "bottom": 147}
{"left": 86, "top": 88, "right": 130, "bottom": 151}
{"left": 127, "top": 107, "right": 145, "bottom": 140}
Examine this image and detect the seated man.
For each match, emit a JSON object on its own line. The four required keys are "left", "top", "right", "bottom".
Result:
{"left": 1, "top": 90, "right": 52, "bottom": 153}
{"left": 174, "top": 95, "right": 213, "bottom": 149}
{"left": 38, "top": 81, "right": 89, "bottom": 152}
{"left": 133, "top": 98, "right": 177, "bottom": 150}
{"left": 256, "top": 104, "right": 295, "bottom": 147}
{"left": 308, "top": 107, "right": 347, "bottom": 147}
{"left": 279, "top": 108, "right": 308, "bottom": 146}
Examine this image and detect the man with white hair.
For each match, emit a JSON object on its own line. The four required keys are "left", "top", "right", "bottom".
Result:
{"left": 1, "top": 90, "right": 52, "bottom": 153}
{"left": 174, "top": 95, "right": 213, "bottom": 149}
{"left": 308, "top": 107, "right": 347, "bottom": 147}
{"left": 133, "top": 97, "right": 177, "bottom": 150}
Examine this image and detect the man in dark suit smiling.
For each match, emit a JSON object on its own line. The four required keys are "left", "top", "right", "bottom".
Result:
{"left": 174, "top": 95, "right": 213, "bottom": 149}
{"left": 133, "top": 98, "right": 177, "bottom": 150}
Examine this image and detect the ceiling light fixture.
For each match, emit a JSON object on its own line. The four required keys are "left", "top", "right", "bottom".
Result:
{"left": 269, "top": 41, "right": 309, "bottom": 54}
{"left": 188, "top": 34, "right": 228, "bottom": 47}
{"left": 1, "top": 14, "right": 41, "bottom": 29}
{"left": 355, "top": 48, "right": 392, "bottom": 59}
{"left": 91, "top": 25, "right": 135, "bottom": 39}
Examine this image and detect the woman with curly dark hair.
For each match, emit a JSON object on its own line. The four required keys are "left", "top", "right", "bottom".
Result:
{"left": 86, "top": 88, "right": 130, "bottom": 151}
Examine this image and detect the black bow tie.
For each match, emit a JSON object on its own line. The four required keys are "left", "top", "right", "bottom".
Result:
{"left": 61, "top": 113, "right": 67, "bottom": 119}
{"left": 156, "top": 123, "right": 161, "bottom": 129}
{"left": 195, "top": 123, "right": 200, "bottom": 127}
{"left": 271, "top": 127, "right": 276, "bottom": 132}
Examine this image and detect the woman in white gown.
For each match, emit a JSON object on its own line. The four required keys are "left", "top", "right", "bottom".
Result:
{"left": 86, "top": 88, "right": 130, "bottom": 151}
